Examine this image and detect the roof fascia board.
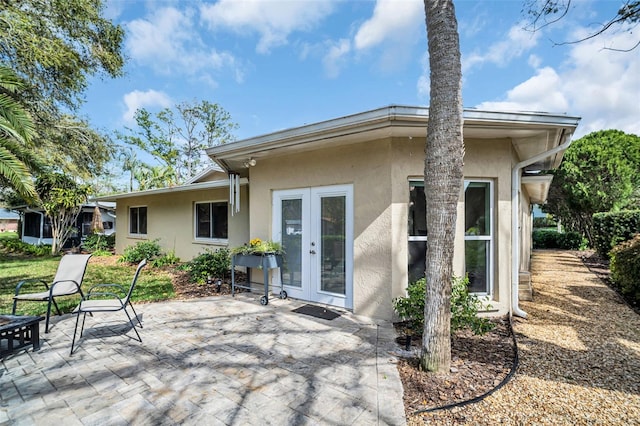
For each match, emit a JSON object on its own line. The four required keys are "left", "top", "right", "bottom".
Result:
{"left": 94, "top": 178, "right": 248, "bottom": 202}
{"left": 207, "top": 105, "right": 581, "bottom": 159}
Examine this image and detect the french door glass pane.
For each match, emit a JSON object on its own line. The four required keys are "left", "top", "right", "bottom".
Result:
{"left": 282, "top": 199, "right": 302, "bottom": 288}
{"left": 320, "top": 196, "right": 346, "bottom": 295}
{"left": 465, "top": 240, "right": 489, "bottom": 293}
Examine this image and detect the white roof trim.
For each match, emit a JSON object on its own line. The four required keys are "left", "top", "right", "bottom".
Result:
{"left": 185, "top": 164, "right": 226, "bottom": 184}
{"left": 207, "top": 104, "right": 581, "bottom": 164}
{"left": 94, "top": 178, "right": 248, "bottom": 202}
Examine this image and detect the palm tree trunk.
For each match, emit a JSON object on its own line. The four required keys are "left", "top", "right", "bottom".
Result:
{"left": 421, "top": 0, "right": 464, "bottom": 373}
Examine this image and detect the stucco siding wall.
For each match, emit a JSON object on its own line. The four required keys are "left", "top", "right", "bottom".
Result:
{"left": 114, "top": 185, "right": 249, "bottom": 261}
{"left": 249, "top": 139, "right": 394, "bottom": 319}
{"left": 462, "top": 138, "right": 513, "bottom": 314}
{"left": 520, "top": 191, "right": 533, "bottom": 272}
{"left": 245, "top": 136, "right": 515, "bottom": 319}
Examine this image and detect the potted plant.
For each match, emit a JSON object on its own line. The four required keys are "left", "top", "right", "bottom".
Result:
{"left": 231, "top": 238, "right": 286, "bottom": 304}
{"left": 231, "top": 238, "right": 284, "bottom": 268}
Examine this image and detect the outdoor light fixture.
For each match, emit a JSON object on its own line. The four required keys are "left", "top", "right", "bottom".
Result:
{"left": 216, "top": 279, "right": 222, "bottom": 293}
{"left": 243, "top": 158, "right": 257, "bottom": 168}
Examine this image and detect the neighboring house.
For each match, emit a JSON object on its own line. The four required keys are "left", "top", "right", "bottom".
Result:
{"left": 99, "top": 105, "right": 581, "bottom": 321}
{"left": 13, "top": 202, "right": 116, "bottom": 247}
{"left": 0, "top": 208, "right": 19, "bottom": 232}
{"left": 96, "top": 165, "right": 250, "bottom": 260}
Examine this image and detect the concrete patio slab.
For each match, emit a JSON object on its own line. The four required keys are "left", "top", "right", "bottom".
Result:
{"left": 1, "top": 293, "right": 406, "bottom": 425}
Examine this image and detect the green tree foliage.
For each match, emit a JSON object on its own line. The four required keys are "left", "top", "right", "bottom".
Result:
{"left": 36, "top": 173, "right": 91, "bottom": 255}
{"left": 0, "top": 66, "right": 39, "bottom": 201}
{"left": 39, "top": 115, "right": 115, "bottom": 179}
{"left": 116, "top": 100, "right": 237, "bottom": 189}
{"left": 0, "top": 0, "right": 125, "bottom": 110}
{"left": 0, "top": 0, "right": 124, "bottom": 179}
{"left": 544, "top": 130, "right": 640, "bottom": 246}
{"left": 610, "top": 234, "right": 640, "bottom": 306}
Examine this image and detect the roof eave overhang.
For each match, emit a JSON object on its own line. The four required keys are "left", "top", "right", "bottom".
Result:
{"left": 93, "top": 178, "right": 248, "bottom": 202}
{"left": 207, "top": 105, "right": 581, "bottom": 173}
{"left": 522, "top": 174, "right": 554, "bottom": 204}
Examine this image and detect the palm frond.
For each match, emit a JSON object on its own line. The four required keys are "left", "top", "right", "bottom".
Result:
{"left": 0, "top": 93, "right": 36, "bottom": 143}
{"left": 0, "top": 143, "right": 37, "bottom": 201}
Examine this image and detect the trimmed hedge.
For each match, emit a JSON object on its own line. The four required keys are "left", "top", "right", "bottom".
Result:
{"left": 610, "top": 234, "right": 640, "bottom": 306}
{"left": 533, "top": 216, "right": 557, "bottom": 228}
{"left": 593, "top": 210, "right": 640, "bottom": 257}
{"left": 532, "top": 229, "right": 584, "bottom": 249}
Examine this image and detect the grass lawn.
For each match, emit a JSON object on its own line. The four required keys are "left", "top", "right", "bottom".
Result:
{"left": 0, "top": 253, "right": 175, "bottom": 317}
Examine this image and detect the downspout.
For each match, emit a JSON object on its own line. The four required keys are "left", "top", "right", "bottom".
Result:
{"left": 511, "top": 130, "right": 571, "bottom": 318}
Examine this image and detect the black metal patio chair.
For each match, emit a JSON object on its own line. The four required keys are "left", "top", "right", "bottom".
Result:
{"left": 12, "top": 254, "right": 92, "bottom": 333}
{"left": 70, "top": 259, "right": 147, "bottom": 355}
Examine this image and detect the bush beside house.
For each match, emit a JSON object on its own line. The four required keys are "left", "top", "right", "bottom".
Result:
{"left": 592, "top": 210, "right": 640, "bottom": 257}
{"left": 610, "top": 234, "right": 640, "bottom": 307}
{"left": 532, "top": 229, "right": 584, "bottom": 249}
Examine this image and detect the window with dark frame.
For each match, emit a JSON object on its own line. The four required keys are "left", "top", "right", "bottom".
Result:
{"left": 195, "top": 202, "right": 228, "bottom": 240}
{"left": 129, "top": 206, "right": 147, "bottom": 235}
{"left": 408, "top": 181, "right": 427, "bottom": 284}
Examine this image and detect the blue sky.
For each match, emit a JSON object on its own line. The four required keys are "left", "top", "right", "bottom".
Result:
{"left": 81, "top": 0, "right": 640, "bottom": 144}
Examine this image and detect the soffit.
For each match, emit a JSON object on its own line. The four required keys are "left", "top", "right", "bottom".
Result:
{"left": 522, "top": 174, "right": 554, "bottom": 204}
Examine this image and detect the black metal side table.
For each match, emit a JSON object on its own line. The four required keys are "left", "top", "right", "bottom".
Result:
{"left": 0, "top": 315, "right": 44, "bottom": 359}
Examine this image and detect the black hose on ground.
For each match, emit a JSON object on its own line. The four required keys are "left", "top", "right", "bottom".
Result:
{"left": 412, "top": 315, "right": 520, "bottom": 415}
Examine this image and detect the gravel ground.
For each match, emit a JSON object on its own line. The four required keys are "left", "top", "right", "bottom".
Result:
{"left": 408, "top": 250, "right": 640, "bottom": 425}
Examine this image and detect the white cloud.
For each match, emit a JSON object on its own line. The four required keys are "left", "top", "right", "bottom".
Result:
{"left": 103, "top": 0, "right": 125, "bottom": 20}
{"left": 125, "top": 7, "right": 242, "bottom": 85}
{"left": 323, "top": 39, "right": 352, "bottom": 79}
{"left": 353, "top": 0, "right": 423, "bottom": 51}
{"left": 528, "top": 54, "right": 542, "bottom": 68}
{"left": 417, "top": 51, "right": 430, "bottom": 99}
{"left": 475, "top": 29, "right": 640, "bottom": 137}
{"left": 122, "top": 90, "right": 172, "bottom": 123}
{"left": 463, "top": 22, "right": 541, "bottom": 73}
{"left": 200, "top": 0, "right": 336, "bottom": 54}
{"left": 476, "top": 67, "right": 569, "bottom": 112}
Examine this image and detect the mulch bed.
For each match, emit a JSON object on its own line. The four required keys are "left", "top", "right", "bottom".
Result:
{"left": 396, "top": 316, "right": 516, "bottom": 415}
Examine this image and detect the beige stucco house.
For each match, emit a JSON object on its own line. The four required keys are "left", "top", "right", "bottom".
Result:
{"left": 99, "top": 105, "right": 580, "bottom": 321}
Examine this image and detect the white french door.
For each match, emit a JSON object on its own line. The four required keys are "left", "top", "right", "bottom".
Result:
{"left": 272, "top": 185, "right": 353, "bottom": 309}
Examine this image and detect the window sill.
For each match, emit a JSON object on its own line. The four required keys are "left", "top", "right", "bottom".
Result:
{"left": 128, "top": 234, "right": 147, "bottom": 239}
{"left": 193, "top": 238, "right": 229, "bottom": 245}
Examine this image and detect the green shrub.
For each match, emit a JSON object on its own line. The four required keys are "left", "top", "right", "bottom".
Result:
{"left": 392, "top": 277, "right": 426, "bottom": 332}
{"left": 450, "top": 277, "right": 496, "bottom": 335}
{"left": 91, "top": 249, "right": 113, "bottom": 257}
{"left": 151, "top": 251, "right": 180, "bottom": 267}
{"left": 533, "top": 215, "right": 557, "bottom": 228}
{"left": 119, "top": 239, "right": 162, "bottom": 264}
{"left": 83, "top": 233, "right": 116, "bottom": 252}
{"left": 532, "top": 229, "right": 585, "bottom": 249}
{"left": 181, "top": 248, "right": 231, "bottom": 283}
{"left": 393, "top": 276, "right": 495, "bottom": 335}
{"left": 593, "top": 210, "right": 640, "bottom": 257}
{"left": 610, "top": 234, "right": 640, "bottom": 306}
{"left": 0, "top": 239, "right": 52, "bottom": 256}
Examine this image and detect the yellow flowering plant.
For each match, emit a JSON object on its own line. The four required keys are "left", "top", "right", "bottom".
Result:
{"left": 231, "top": 238, "right": 285, "bottom": 256}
